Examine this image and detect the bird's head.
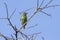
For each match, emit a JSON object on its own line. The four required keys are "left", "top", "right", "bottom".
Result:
{"left": 23, "top": 12, "right": 27, "bottom": 16}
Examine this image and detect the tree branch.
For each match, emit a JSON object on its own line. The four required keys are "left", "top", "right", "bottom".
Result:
{"left": 39, "top": 0, "right": 45, "bottom": 7}
{"left": 20, "top": 32, "right": 29, "bottom": 40}
{"left": 42, "top": 36, "right": 44, "bottom": 40}
{"left": 17, "top": 0, "right": 60, "bottom": 32}
{"left": 4, "top": 2, "right": 18, "bottom": 40}
{"left": 0, "top": 33, "right": 8, "bottom": 40}
{"left": 17, "top": 10, "right": 38, "bottom": 32}
{"left": 26, "top": 24, "right": 38, "bottom": 29}
{"left": 4, "top": 2, "right": 9, "bottom": 18}
{"left": 43, "top": 0, "right": 53, "bottom": 8}
{"left": 9, "top": 8, "right": 16, "bottom": 19}
{"left": 41, "top": 11, "right": 51, "bottom": 16}
{"left": 44, "top": 5, "right": 60, "bottom": 9}
{"left": 37, "top": 0, "right": 39, "bottom": 10}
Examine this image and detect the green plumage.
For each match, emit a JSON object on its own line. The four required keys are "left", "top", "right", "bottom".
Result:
{"left": 20, "top": 12, "right": 27, "bottom": 29}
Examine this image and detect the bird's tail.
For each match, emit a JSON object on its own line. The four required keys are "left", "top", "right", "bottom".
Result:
{"left": 23, "top": 23, "right": 26, "bottom": 29}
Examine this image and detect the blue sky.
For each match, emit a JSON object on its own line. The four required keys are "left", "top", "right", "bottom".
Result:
{"left": 0, "top": 0, "right": 60, "bottom": 40}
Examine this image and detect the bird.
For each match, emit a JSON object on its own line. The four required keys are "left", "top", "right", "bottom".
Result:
{"left": 20, "top": 12, "right": 27, "bottom": 29}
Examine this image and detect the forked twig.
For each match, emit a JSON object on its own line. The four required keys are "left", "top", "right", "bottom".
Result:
{"left": 0, "top": 0, "right": 60, "bottom": 40}
{"left": 4, "top": 2, "right": 18, "bottom": 32}
{"left": 20, "top": 32, "right": 29, "bottom": 40}
{"left": 17, "top": 0, "right": 60, "bottom": 32}
{"left": 37, "top": 0, "right": 39, "bottom": 10}
{"left": 4, "top": 2, "right": 18, "bottom": 40}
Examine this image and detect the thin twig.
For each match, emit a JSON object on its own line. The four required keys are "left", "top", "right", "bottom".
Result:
{"left": 7, "top": 18, "right": 16, "bottom": 31}
{"left": 19, "top": 7, "right": 34, "bottom": 15}
{"left": 4, "top": 2, "right": 17, "bottom": 32}
{"left": 21, "top": 36, "right": 24, "bottom": 40}
{"left": 41, "top": 11, "right": 51, "bottom": 16}
{"left": 27, "top": 24, "right": 38, "bottom": 29}
{"left": 37, "top": 0, "right": 39, "bottom": 10}
{"left": 28, "top": 32, "right": 42, "bottom": 36}
{"left": 1, "top": 0, "right": 59, "bottom": 40}
{"left": 11, "top": 34, "right": 15, "bottom": 40}
{"left": 39, "top": 0, "right": 45, "bottom": 7}
{"left": 24, "top": 7, "right": 34, "bottom": 12}
{"left": 29, "top": 32, "right": 42, "bottom": 40}
{"left": 31, "top": 35, "right": 34, "bottom": 40}
{"left": 17, "top": 0, "right": 54, "bottom": 32}
{"left": 42, "top": 36, "right": 44, "bottom": 40}
{"left": 15, "top": 31, "right": 18, "bottom": 40}
{"left": 44, "top": 5, "right": 60, "bottom": 9}
{"left": 43, "top": 0, "right": 53, "bottom": 8}
{"left": 4, "top": 2, "right": 9, "bottom": 18}
{"left": 0, "top": 33, "right": 8, "bottom": 40}
{"left": 20, "top": 32, "right": 29, "bottom": 40}
{"left": 4, "top": 2, "right": 18, "bottom": 40}
{"left": 10, "top": 8, "right": 16, "bottom": 19}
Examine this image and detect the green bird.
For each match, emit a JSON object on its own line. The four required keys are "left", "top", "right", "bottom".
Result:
{"left": 20, "top": 12, "right": 27, "bottom": 29}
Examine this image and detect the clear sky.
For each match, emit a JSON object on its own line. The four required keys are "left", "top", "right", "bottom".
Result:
{"left": 0, "top": 0, "right": 60, "bottom": 40}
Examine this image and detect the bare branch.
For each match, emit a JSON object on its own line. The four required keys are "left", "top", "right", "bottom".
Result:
{"left": 31, "top": 35, "right": 34, "bottom": 40}
{"left": 21, "top": 33, "right": 25, "bottom": 40}
{"left": 29, "top": 32, "right": 42, "bottom": 40}
{"left": 27, "top": 24, "right": 38, "bottom": 29}
{"left": 28, "top": 32, "right": 42, "bottom": 36}
{"left": 44, "top": 5, "right": 60, "bottom": 9}
{"left": 24, "top": 7, "right": 34, "bottom": 12}
{"left": 10, "top": 8, "right": 16, "bottom": 19}
{"left": 4, "top": 2, "right": 17, "bottom": 32}
{"left": 11, "top": 34, "right": 15, "bottom": 40}
{"left": 17, "top": 0, "right": 54, "bottom": 32}
{"left": 39, "top": 0, "right": 45, "bottom": 7}
{"left": 19, "top": 7, "right": 34, "bottom": 15}
{"left": 0, "top": 33, "right": 8, "bottom": 40}
{"left": 41, "top": 11, "right": 51, "bottom": 16}
{"left": 0, "top": 2, "right": 18, "bottom": 40}
{"left": 0, "top": 0, "right": 59, "bottom": 40}
{"left": 36, "top": 0, "right": 39, "bottom": 10}
{"left": 15, "top": 31, "right": 18, "bottom": 40}
{"left": 17, "top": 0, "right": 56, "bottom": 32}
{"left": 43, "top": 0, "right": 53, "bottom": 8}
{"left": 42, "top": 36, "right": 44, "bottom": 40}
{"left": 21, "top": 36, "right": 24, "bottom": 40}
{"left": 4, "top": 2, "right": 9, "bottom": 18}
{"left": 7, "top": 18, "right": 16, "bottom": 31}
{"left": 20, "top": 32, "right": 29, "bottom": 40}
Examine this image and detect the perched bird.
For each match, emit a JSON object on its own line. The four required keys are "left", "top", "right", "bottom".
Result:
{"left": 20, "top": 12, "right": 27, "bottom": 29}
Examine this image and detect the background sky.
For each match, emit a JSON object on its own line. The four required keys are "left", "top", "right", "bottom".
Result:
{"left": 0, "top": 0, "right": 60, "bottom": 40}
